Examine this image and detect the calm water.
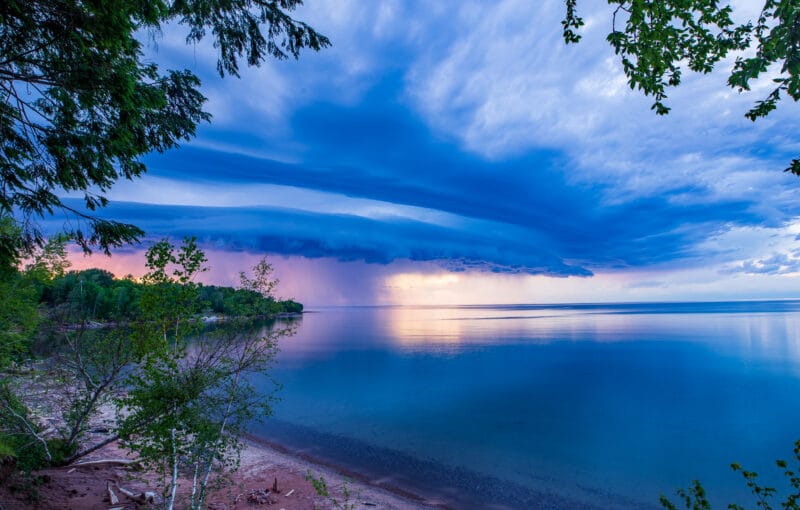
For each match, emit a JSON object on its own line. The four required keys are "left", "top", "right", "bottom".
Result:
{"left": 249, "top": 302, "right": 800, "bottom": 509}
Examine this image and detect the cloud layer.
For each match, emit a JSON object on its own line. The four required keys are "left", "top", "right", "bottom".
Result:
{"left": 53, "top": 1, "right": 800, "bottom": 293}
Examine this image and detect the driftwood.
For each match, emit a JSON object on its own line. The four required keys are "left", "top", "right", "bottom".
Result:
{"left": 71, "top": 458, "right": 138, "bottom": 468}
{"left": 285, "top": 489, "right": 295, "bottom": 497}
{"left": 246, "top": 489, "right": 274, "bottom": 505}
{"left": 116, "top": 484, "right": 156, "bottom": 504}
{"left": 106, "top": 481, "right": 119, "bottom": 505}
{"left": 62, "top": 434, "right": 121, "bottom": 465}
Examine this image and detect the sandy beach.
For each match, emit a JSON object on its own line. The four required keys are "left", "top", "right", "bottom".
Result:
{"left": 0, "top": 374, "right": 439, "bottom": 510}
{"left": 0, "top": 435, "right": 439, "bottom": 510}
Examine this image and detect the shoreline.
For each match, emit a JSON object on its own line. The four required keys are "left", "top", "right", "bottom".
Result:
{"left": 246, "top": 421, "right": 651, "bottom": 510}
{"left": 0, "top": 378, "right": 435, "bottom": 510}
{"left": 0, "top": 424, "right": 655, "bottom": 510}
{"left": 241, "top": 434, "right": 444, "bottom": 509}
{"left": 0, "top": 432, "right": 438, "bottom": 510}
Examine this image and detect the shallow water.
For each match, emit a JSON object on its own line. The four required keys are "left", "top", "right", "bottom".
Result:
{"left": 249, "top": 303, "right": 800, "bottom": 509}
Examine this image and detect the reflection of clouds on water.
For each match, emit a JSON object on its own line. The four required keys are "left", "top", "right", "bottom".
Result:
{"left": 254, "top": 305, "right": 800, "bottom": 509}
{"left": 267, "top": 303, "right": 800, "bottom": 368}
{"left": 384, "top": 305, "right": 651, "bottom": 349}
{"left": 740, "top": 314, "right": 800, "bottom": 371}
{"left": 386, "top": 306, "right": 466, "bottom": 345}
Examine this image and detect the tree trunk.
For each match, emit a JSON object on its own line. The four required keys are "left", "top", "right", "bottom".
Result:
{"left": 62, "top": 434, "right": 120, "bottom": 465}
{"left": 166, "top": 427, "right": 179, "bottom": 510}
{"left": 189, "top": 460, "right": 200, "bottom": 509}
{"left": 196, "top": 370, "right": 241, "bottom": 508}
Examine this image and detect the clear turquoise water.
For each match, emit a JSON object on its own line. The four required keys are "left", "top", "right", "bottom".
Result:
{"left": 249, "top": 303, "right": 800, "bottom": 509}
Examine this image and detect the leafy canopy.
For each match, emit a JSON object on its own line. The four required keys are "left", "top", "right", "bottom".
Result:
{"left": 0, "top": 0, "right": 329, "bottom": 267}
{"left": 563, "top": 1, "right": 800, "bottom": 173}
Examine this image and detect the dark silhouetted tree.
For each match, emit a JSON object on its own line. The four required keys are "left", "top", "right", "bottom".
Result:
{"left": 0, "top": 0, "right": 329, "bottom": 269}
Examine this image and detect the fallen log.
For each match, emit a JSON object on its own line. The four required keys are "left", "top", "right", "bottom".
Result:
{"left": 61, "top": 434, "right": 121, "bottom": 465}
{"left": 70, "top": 459, "right": 138, "bottom": 468}
{"left": 106, "top": 481, "right": 119, "bottom": 505}
{"left": 117, "top": 484, "right": 156, "bottom": 504}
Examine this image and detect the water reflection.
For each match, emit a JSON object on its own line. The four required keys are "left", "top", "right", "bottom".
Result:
{"left": 386, "top": 306, "right": 467, "bottom": 345}
{"left": 257, "top": 302, "right": 800, "bottom": 509}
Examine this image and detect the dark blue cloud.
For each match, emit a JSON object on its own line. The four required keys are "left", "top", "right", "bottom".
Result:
{"left": 51, "top": 199, "right": 590, "bottom": 276}
{"left": 112, "top": 2, "right": 800, "bottom": 286}
{"left": 138, "top": 83, "right": 768, "bottom": 274}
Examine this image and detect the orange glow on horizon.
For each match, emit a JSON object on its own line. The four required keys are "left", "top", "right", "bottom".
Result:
{"left": 62, "top": 248, "right": 800, "bottom": 307}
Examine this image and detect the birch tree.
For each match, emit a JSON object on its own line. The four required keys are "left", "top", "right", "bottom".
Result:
{"left": 118, "top": 240, "right": 292, "bottom": 509}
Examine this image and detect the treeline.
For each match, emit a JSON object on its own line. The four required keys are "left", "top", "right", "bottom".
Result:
{"left": 0, "top": 229, "right": 302, "bottom": 369}
{"left": 37, "top": 268, "right": 302, "bottom": 323}
{"left": 200, "top": 284, "right": 303, "bottom": 317}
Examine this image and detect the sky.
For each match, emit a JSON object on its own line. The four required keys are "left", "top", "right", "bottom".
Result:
{"left": 60, "top": 1, "right": 800, "bottom": 305}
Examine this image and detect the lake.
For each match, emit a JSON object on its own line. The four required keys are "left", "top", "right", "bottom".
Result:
{"left": 248, "top": 302, "right": 800, "bottom": 509}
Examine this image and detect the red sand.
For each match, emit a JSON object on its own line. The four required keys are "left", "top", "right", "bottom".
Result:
{"left": 0, "top": 438, "right": 436, "bottom": 510}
